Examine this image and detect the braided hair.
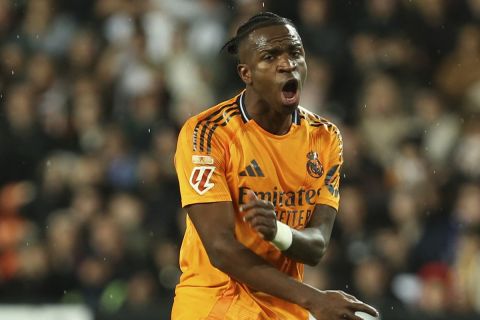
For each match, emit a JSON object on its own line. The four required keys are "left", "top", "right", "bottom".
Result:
{"left": 221, "top": 12, "right": 297, "bottom": 56}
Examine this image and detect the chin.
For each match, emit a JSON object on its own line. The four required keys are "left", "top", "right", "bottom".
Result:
{"left": 281, "top": 102, "right": 299, "bottom": 112}
{"left": 279, "top": 93, "right": 301, "bottom": 112}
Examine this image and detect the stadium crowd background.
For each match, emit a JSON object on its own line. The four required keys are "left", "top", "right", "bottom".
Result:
{"left": 0, "top": 0, "right": 479, "bottom": 319}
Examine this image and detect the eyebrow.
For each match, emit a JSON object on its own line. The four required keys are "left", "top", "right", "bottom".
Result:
{"left": 289, "top": 43, "right": 303, "bottom": 49}
{"left": 258, "top": 43, "right": 303, "bottom": 53}
{"left": 259, "top": 47, "right": 280, "bottom": 54}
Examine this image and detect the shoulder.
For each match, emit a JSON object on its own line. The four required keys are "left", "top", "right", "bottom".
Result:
{"left": 298, "top": 106, "right": 342, "bottom": 139}
{"left": 179, "top": 94, "right": 243, "bottom": 154}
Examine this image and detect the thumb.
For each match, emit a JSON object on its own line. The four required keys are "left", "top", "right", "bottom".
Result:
{"left": 247, "top": 189, "right": 258, "bottom": 201}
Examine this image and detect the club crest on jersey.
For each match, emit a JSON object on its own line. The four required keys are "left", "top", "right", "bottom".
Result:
{"left": 306, "top": 151, "right": 323, "bottom": 178}
{"left": 190, "top": 166, "right": 215, "bottom": 195}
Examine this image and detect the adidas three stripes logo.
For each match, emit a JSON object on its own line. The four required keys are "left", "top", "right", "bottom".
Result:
{"left": 239, "top": 160, "right": 264, "bottom": 177}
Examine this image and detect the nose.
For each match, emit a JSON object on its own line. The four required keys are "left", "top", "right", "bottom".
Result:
{"left": 277, "top": 55, "right": 297, "bottom": 73}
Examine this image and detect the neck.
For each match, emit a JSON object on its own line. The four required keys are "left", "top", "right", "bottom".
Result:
{"left": 243, "top": 88, "right": 294, "bottom": 135}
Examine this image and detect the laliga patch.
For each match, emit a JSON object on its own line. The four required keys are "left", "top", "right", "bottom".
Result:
{"left": 189, "top": 166, "right": 215, "bottom": 195}
{"left": 192, "top": 155, "right": 214, "bottom": 165}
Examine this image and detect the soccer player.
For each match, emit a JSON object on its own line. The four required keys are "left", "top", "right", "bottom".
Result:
{"left": 172, "top": 12, "right": 379, "bottom": 320}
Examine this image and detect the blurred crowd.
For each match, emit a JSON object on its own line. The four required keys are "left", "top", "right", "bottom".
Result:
{"left": 0, "top": 0, "right": 479, "bottom": 319}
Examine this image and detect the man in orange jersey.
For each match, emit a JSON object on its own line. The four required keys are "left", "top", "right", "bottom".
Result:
{"left": 172, "top": 12, "right": 379, "bottom": 320}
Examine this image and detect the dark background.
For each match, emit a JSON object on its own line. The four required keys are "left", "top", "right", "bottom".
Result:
{"left": 0, "top": 0, "right": 480, "bottom": 319}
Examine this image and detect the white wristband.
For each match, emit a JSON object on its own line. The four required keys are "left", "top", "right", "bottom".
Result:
{"left": 271, "top": 220, "right": 293, "bottom": 251}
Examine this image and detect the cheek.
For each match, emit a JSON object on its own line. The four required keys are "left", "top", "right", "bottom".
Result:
{"left": 300, "top": 63, "right": 308, "bottom": 83}
{"left": 254, "top": 62, "right": 274, "bottom": 75}
{"left": 252, "top": 67, "right": 273, "bottom": 87}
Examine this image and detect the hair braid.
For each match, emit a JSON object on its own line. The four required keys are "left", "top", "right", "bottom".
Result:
{"left": 221, "top": 12, "right": 296, "bottom": 56}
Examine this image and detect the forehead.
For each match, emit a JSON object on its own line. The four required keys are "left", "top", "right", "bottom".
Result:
{"left": 246, "top": 24, "right": 302, "bottom": 50}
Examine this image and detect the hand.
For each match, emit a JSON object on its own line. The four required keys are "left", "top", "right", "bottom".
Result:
{"left": 308, "top": 290, "right": 379, "bottom": 320}
{"left": 240, "top": 190, "right": 277, "bottom": 240}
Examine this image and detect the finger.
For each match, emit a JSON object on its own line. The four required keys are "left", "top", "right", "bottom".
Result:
{"left": 241, "top": 199, "right": 274, "bottom": 212}
{"left": 262, "top": 200, "right": 275, "bottom": 209}
{"left": 350, "top": 302, "right": 379, "bottom": 317}
{"left": 240, "top": 200, "right": 262, "bottom": 212}
{"left": 253, "top": 226, "right": 268, "bottom": 239}
{"left": 244, "top": 209, "right": 276, "bottom": 222}
{"left": 245, "top": 217, "right": 276, "bottom": 233}
{"left": 240, "top": 200, "right": 263, "bottom": 212}
{"left": 239, "top": 190, "right": 257, "bottom": 212}
{"left": 339, "top": 291, "right": 361, "bottom": 302}
{"left": 241, "top": 190, "right": 275, "bottom": 210}
{"left": 340, "top": 313, "right": 356, "bottom": 320}
{"left": 327, "top": 290, "right": 355, "bottom": 303}
{"left": 249, "top": 217, "right": 276, "bottom": 230}
{"left": 247, "top": 189, "right": 258, "bottom": 201}
{"left": 252, "top": 225, "right": 277, "bottom": 240}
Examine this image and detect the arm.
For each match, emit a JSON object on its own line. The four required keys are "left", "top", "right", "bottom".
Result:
{"left": 242, "top": 190, "right": 336, "bottom": 266}
{"left": 186, "top": 201, "right": 315, "bottom": 306}
{"left": 187, "top": 200, "right": 378, "bottom": 320}
{"left": 285, "top": 204, "right": 336, "bottom": 265}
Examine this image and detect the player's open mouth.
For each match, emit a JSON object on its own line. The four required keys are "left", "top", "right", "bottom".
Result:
{"left": 281, "top": 79, "right": 300, "bottom": 106}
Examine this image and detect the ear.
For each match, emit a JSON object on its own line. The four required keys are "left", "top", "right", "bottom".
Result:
{"left": 237, "top": 64, "right": 252, "bottom": 85}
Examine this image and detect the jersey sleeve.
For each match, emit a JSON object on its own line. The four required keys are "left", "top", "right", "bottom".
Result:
{"left": 174, "top": 119, "right": 232, "bottom": 207}
{"left": 317, "top": 126, "right": 343, "bottom": 210}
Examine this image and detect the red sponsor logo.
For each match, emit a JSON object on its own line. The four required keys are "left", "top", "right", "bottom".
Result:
{"left": 189, "top": 166, "right": 215, "bottom": 195}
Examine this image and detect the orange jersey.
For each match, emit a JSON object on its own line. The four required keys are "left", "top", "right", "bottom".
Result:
{"left": 172, "top": 91, "right": 343, "bottom": 319}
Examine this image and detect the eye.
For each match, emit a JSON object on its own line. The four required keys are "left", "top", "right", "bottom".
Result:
{"left": 263, "top": 54, "right": 274, "bottom": 61}
{"left": 292, "top": 50, "right": 302, "bottom": 58}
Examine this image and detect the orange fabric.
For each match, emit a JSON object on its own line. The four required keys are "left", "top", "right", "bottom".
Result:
{"left": 172, "top": 92, "right": 343, "bottom": 319}
{"left": 205, "top": 284, "right": 237, "bottom": 319}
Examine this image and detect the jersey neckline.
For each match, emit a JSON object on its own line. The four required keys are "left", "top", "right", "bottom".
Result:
{"left": 238, "top": 91, "right": 301, "bottom": 139}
